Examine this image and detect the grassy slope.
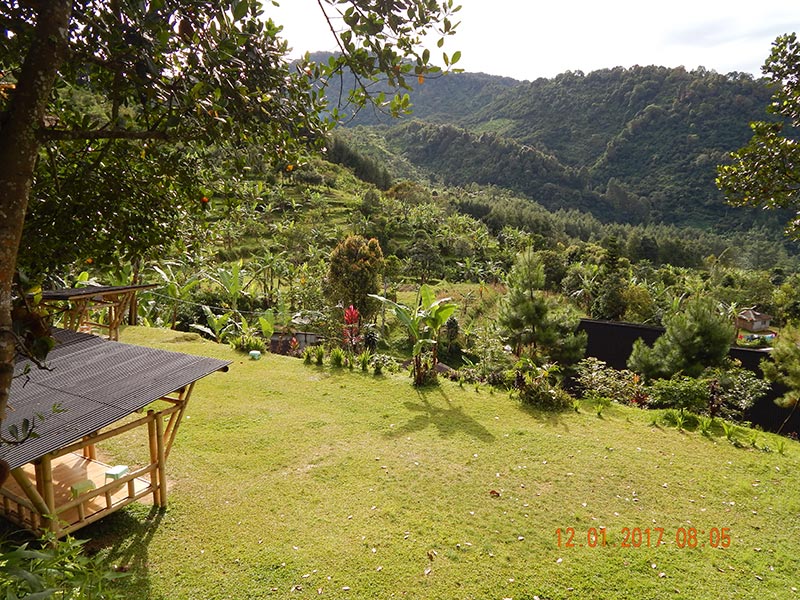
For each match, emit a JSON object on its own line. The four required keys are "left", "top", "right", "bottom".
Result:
{"left": 86, "top": 327, "right": 800, "bottom": 599}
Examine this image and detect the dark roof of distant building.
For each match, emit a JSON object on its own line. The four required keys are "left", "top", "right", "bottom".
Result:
{"left": 737, "top": 309, "right": 772, "bottom": 321}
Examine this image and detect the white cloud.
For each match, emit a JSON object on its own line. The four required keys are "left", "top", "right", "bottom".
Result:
{"left": 268, "top": 0, "right": 800, "bottom": 80}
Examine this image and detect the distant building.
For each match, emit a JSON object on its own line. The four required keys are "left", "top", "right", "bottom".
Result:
{"left": 736, "top": 309, "right": 772, "bottom": 332}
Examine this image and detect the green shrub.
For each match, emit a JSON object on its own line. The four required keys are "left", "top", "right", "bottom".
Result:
{"left": 648, "top": 377, "right": 708, "bottom": 413}
{"left": 487, "top": 368, "right": 516, "bottom": 389}
{"left": 329, "top": 347, "right": 346, "bottom": 368}
{"left": 516, "top": 361, "right": 573, "bottom": 411}
{"left": 721, "top": 419, "right": 738, "bottom": 442}
{"left": 705, "top": 363, "right": 770, "bottom": 421}
{"left": 575, "top": 357, "right": 648, "bottom": 407}
{"left": 302, "top": 347, "right": 314, "bottom": 365}
{"left": 358, "top": 350, "right": 372, "bottom": 372}
{"left": 314, "top": 345, "right": 325, "bottom": 366}
{"left": 370, "top": 353, "right": 397, "bottom": 376}
{"left": 0, "top": 534, "right": 126, "bottom": 599}
{"left": 229, "top": 333, "right": 267, "bottom": 353}
{"left": 173, "top": 288, "right": 268, "bottom": 332}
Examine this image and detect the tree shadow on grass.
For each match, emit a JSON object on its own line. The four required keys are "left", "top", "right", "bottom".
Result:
{"left": 517, "top": 401, "right": 571, "bottom": 431}
{"left": 80, "top": 504, "right": 165, "bottom": 597}
{"left": 386, "top": 386, "right": 496, "bottom": 443}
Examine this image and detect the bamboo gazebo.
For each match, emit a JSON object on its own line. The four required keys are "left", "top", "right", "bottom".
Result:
{"left": 0, "top": 329, "right": 229, "bottom": 537}
{"left": 38, "top": 284, "right": 157, "bottom": 341}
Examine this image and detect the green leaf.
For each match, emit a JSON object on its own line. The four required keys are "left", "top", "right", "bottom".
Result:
{"left": 412, "top": 338, "right": 436, "bottom": 356}
{"left": 420, "top": 284, "right": 435, "bottom": 308}
{"left": 232, "top": 0, "right": 249, "bottom": 22}
{"left": 190, "top": 323, "right": 215, "bottom": 338}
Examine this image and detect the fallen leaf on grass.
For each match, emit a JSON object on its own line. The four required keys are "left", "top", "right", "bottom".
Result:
{"left": 489, "top": 490, "right": 501, "bottom": 498}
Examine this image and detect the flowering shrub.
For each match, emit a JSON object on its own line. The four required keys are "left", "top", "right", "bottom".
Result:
{"left": 575, "top": 358, "right": 648, "bottom": 406}
{"left": 515, "top": 360, "right": 573, "bottom": 411}
{"left": 343, "top": 304, "right": 362, "bottom": 353}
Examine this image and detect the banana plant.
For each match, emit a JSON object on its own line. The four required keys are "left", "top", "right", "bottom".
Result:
{"left": 258, "top": 311, "right": 275, "bottom": 340}
{"left": 190, "top": 306, "right": 234, "bottom": 343}
{"left": 208, "top": 259, "right": 246, "bottom": 311}
{"left": 152, "top": 262, "right": 200, "bottom": 330}
{"left": 370, "top": 284, "right": 457, "bottom": 386}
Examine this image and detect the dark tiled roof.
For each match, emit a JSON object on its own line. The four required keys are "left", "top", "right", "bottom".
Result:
{"left": 1, "top": 329, "right": 229, "bottom": 470}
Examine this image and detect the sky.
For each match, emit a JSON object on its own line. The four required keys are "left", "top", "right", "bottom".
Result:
{"left": 268, "top": 0, "right": 800, "bottom": 81}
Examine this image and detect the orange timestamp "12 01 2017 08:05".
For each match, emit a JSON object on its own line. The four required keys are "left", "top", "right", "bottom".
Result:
{"left": 556, "top": 526, "right": 732, "bottom": 549}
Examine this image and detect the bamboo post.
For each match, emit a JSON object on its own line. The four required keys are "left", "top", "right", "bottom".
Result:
{"left": 165, "top": 384, "right": 194, "bottom": 460}
{"left": 83, "top": 433, "right": 97, "bottom": 460}
{"left": 34, "top": 462, "right": 44, "bottom": 498}
{"left": 40, "top": 455, "right": 56, "bottom": 527}
{"left": 10, "top": 468, "right": 50, "bottom": 522}
{"left": 155, "top": 411, "right": 167, "bottom": 507}
{"left": 147, "top": 411, "right": 160, "bottom": 506}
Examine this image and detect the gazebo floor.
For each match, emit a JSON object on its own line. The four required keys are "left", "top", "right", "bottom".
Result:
{"left": 1, "top": 453, "right": 152, "bottom": 534}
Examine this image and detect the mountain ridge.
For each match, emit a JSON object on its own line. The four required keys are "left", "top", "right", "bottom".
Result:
{"left": 319, "top": 57, "right": 783, "bottom": 232}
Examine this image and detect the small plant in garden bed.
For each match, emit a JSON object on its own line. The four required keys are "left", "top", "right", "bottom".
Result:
{"left": 514, "top": 360, "right": 573, "bottom": 411}
{"left": 594, "top": 396, "right": 611, "bottom": 417}
{"left": 370, "top": 353, "right": 397, "bottom": 376}
{"left": 343, "top": 304, "right": 362, "bottom": 354}
{"left": 662, "top": 408, "right": 699, "bottom": 431}
{"left": 229, "top": 331, "right": 267, "bottom": 354}
{"left": 329, "top": 347, "right": 346, "bottom": 368}
{"left": 302, "top": 347, "right": 314, "bottom": 364}
{"left": 721, "top": 419, "right": 738, "bottom": 443}
{"left": 698, "top": 415, "right": 714, "bottom": 437}
{"left": 314, "top": 345, "right": 325, "bottom": 365}
{"left": 357, "top": 350, "right": 372, "bottom": 372}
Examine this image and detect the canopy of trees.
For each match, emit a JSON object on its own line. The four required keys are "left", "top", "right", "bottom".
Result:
{"left": 717, "top": 33, "right": 800, "bottom": 239}
{"left": 0, "top": 0, "right": 460, "bottom": 433}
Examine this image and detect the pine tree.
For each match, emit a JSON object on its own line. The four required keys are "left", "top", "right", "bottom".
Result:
{"left": 628, "top": 295, "right": 733, "bottom": 380}
{"left": 498, "top": 249, "right": 549, "bottom": 357}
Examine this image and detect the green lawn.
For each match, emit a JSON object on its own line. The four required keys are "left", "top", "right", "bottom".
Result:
{"left": 81, "top": 327, "right": 800, "bottom": 599}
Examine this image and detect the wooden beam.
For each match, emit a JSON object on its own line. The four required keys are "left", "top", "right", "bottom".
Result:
{"left": 51, "top": 403, "right": 180, "bottom": 459}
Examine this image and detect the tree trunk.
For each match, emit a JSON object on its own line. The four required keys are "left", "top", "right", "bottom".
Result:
{"left": 0, "top": 2, "right": 72, "bottom": 428}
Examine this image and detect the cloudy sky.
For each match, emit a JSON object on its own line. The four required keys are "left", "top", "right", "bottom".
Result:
{"left": 269, "top": 0, "right": 799, "bottom": 80}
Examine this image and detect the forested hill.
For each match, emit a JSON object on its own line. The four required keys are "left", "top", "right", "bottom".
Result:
{"left": 331, "top": 62, "right": 783, "bottom": 231}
